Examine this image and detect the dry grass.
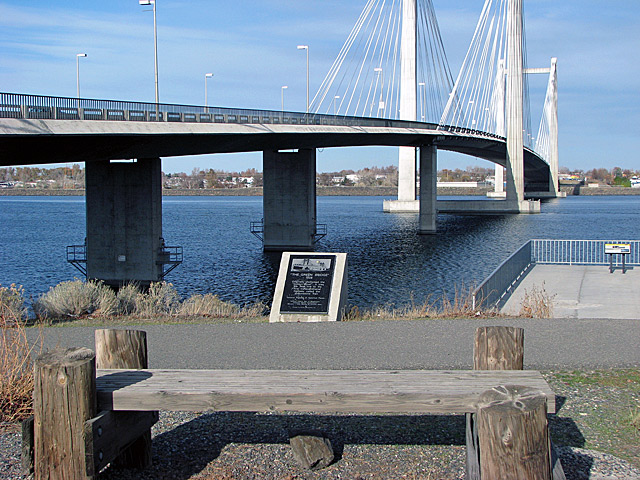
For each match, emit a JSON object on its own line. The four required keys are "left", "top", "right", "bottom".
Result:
{"left": 518, "top": 282, "right": 556, "bottom": 318}
{"left": 0, "top": 284, "right": 41, "bottom": 423}
{"left": 134, "top": 281, "right": 181, "bottom": 317}
{"left": 343, "top": 285, "right": 499, "bottom": 321}
{"left": 22, "top": 278, "right": 556, "bottom": 326}
{"left": 178, "top": 293, "right": 266, "bottom": 319}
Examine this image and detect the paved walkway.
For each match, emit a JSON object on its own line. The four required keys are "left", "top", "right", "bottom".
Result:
{"left": 501, "top": 264, "right": 640, "bottom": 319}
{"left": 27, "top": 318, "right": 640, "bottom": 371}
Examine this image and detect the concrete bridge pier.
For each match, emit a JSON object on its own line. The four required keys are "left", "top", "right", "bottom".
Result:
{"left": 419, "top": 144, "right": 437, "bottom": 234}
{"left": 262, "top": 149, "right": 317, "bottom": 251}
{"left": 85, "top": 158, "right": 164, "bottom": 288}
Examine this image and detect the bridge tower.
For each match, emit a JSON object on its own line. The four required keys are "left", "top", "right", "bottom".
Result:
{"left": 547, "top": 57, "right": 559, "bottom": 197}
{"left": 525, "top": 57, "right": 560, "bottom": 197}
{"left": 505, "top": 0, "right": 527, "bottom": 210}
{"left": 397, "top": 0, "right": 418, "bottom": 204}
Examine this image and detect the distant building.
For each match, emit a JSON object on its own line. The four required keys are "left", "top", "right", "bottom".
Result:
{"left": 345, "top": 174, "right": 360, "bottom": 183}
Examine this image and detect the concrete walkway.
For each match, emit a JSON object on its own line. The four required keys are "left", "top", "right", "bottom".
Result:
{"left": 502, "top": 264, "right": 640, "bottom": 319}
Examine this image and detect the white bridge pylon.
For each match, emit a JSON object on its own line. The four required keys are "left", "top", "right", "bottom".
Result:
{"left": 438, "top": 0, "right": 560, "bottom": 206}
{"left": 314, "top": 0, "right": 560, "bottom": 211}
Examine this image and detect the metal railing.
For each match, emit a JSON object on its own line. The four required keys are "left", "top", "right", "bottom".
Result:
{"left": 472, "top": 239, "right": 640, "bottom": 310}
{"left": 0, "top": 91, "right": 505, "bottom": 140}
{"left": 531, "top": 239, "right": 640, "bottom": 266}
{"left": 66, "top": 244, "right": 87, "bottom": 276}
{"left": 250, "top": 220, "right": 327, "bottom": 244}
{"left": 472, "top": 241, "right": 533, "bottom": 311}
{"left": 66, "top": 240, "right": 183, "bottom": 279}
{"left": 157, "top": 244, "right": 183, "bottom": 279}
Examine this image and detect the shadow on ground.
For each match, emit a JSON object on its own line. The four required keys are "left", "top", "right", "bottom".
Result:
{"left": 99, "top": 406, "right": 593, "bottom": 480}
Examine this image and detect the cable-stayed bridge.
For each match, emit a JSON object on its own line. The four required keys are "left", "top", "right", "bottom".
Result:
{"left": 0, "top": 0, "right": 559, "bottom": 288}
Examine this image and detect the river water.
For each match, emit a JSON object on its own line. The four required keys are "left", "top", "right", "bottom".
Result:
{"left": 0, "top": 195, "right": 638, "bottom": 308}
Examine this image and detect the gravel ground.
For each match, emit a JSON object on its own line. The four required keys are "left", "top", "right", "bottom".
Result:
{"left": 2, "top": 415, "right": 639, "bottom": 479}
{"left": 2, "top": 371, "right": 639, "bottom": 479}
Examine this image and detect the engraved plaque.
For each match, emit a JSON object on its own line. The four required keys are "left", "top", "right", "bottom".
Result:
{"left": 280, "top": 255, "right": 335, "bottom": 314}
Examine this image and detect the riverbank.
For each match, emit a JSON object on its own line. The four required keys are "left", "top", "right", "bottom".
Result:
{"left": 2, "top": 185, "right": 639, "bottom": 196}
{"left": 0, "top": 186, "right": 486, "bottom": 197}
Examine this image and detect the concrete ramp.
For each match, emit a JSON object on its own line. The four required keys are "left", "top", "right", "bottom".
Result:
{"left": 501, "top": 264, "right": 640, "bottom": 319}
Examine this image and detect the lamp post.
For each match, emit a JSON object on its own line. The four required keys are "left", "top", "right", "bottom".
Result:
{"left": 205, "top": 73, "right": 213, "bottom": 110}
{"left": 374, "top": 67, "right": 384, "bottom": 117}
{"left": 139, "top": 0, "right": 159, "bottom": 107}
{"left": 297, "top": 45, "right": 309, "bottom": 113}
{"left": 76, "top": 53, "right": 87, "bottom": 101}
{"left": 418, "top": 82, "right": 425, "bottom": 121}
{"left": 281, "top": 86, "right": 288, "bottom": 112}
{"left": 333, "top": 95, "right": 340, "bottom": 115}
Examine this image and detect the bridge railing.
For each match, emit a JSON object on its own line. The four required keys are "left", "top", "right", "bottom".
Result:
{"left": 471, "top": 241, "right": 533, "bottom": 311}
{"left": 531, "top": 239, "right": 640, "bottom": 266}
{"left": 472, "top": 238, "right": 640, "bottom": 311}
{"left": 0, "top": 91, "right": 503, "bottom": 140}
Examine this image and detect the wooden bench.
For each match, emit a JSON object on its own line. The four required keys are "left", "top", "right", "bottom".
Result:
{"left": 29, "top": 327, "right": 564, "bottom": 479}
{"left": 96, "top": 368, "right": 555, "bottom": 414}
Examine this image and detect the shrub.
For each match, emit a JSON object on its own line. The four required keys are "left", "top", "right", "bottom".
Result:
{"left": 518, "top": 282, "right": 555, "bottom": 318}
{"left": 1, "top": 286, "right": 41, "bottom": 422}
{"left": 33, "top": 279, "right": 114, "bottom": 319}
{"left": 177, "top": 294, "right": 265, "bottom": 319}
{"left": 178, "top": 293, "right": 239, "bottom": 317}
{"left": 96, "top": 287, "right": 118, "bottom": 317}
{"left": 117, "top": 283, "right": 140, "bottom": 315}
{"left": 134, "top": 282, "right": 180, "bottom": 317}
{"left": 0, "top": 284, "right": 27, "bottom": 324}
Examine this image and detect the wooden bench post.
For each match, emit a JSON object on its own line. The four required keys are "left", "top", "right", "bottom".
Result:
{"left": 95, "top": 329, "right": 153, "bottom": 470}
{"left": 34, "top": 347, "right": 96, "bottom": 480}
{"left": 474, "top": 326, "right": 524, "bottom": 371}
{"left": 477, "top": 385, "right": 551, "bottom": 479}
{"left": 468, "top": 326, "right": 564, "bottom": 480}
{"left": 467, "top": 326, "right": 524, "bottom": 479}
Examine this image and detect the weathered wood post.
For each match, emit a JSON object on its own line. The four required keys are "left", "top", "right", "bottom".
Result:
{"left": 477, "top": 385, "right": 551, "bottom": 479}
{"left": 474, "top": 326, "right": 524, "bottom": 371}
{"left": 34, "top": 347, "right": 96, "bottom": 480}
{"left": 95, "top": 328, "right": 153, "bottom": 469}
{"left": 467, "top": 326, "right": 525, "bottom": 479}
{"left": 469, "top": 326, "right": 564, "bottom": 480}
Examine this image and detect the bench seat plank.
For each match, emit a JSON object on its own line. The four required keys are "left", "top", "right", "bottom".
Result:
{"left": 96, "top": 369, "right": 555, "bottom": 415}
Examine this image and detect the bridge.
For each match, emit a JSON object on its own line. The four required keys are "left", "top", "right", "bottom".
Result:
{"left": 0, "top": 0, "right": 559, "bottom": 288}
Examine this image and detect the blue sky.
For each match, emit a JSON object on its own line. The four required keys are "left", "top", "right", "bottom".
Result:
{"left": 1, "top": 1, "right": 638, "bottom": 173}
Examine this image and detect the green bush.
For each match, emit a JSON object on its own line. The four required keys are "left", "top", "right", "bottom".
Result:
{"left": 613, "top": 176, "right": 631, "bottom": 187}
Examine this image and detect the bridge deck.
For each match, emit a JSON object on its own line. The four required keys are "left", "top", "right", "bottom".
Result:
{"left": 96, "top": 368, "right": 555, "bottom": 414}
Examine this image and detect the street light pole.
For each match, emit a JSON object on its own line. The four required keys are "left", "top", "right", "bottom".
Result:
{"left": 333, "top": 95, "right": 340, "bottom": 115}
{"left": 205, "top": 73, "right": 213, "bottom": 110}
{"left": 281, "top": 86, "right": 288, "bottom": 112}
{"left": 297, "top": 45, "right": 309, "bottom": 113}
{"left": 76, "top": 53, "right": 87, "bottom": 101}
{"left": 139, "top": 0, "right": 159, "bottom": 106}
